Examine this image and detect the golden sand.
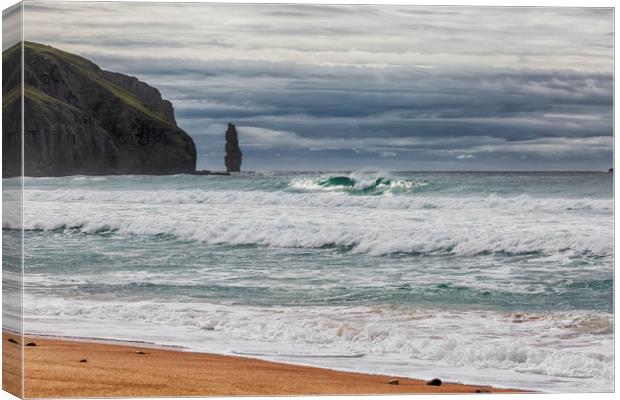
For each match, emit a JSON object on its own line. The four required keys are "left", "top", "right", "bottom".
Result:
{"left": 3, "top": 333, "right": 521, "bottom": 397}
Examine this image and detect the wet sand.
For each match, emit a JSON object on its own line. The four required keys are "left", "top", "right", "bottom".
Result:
{"left": 3, "top": 332, "right": 522, "bottom": 397}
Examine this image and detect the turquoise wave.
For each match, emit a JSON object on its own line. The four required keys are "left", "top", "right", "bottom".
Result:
{"left": 292, "top": 175, "right": 428, "bottom": 195}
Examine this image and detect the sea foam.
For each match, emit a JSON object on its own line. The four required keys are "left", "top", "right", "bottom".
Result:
{"left": 23, "top": 296, "right": 614, "bottom": 392}
{"left": 10, "top": 186, "right": 613, "bottom": 257}
{"left": 11, "top": 173, "right": 614, "bottom": 393}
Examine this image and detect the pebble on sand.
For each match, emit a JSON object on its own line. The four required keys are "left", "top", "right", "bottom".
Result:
{"left": 135, "top": 350, "right": 146, "bottom": 355}
{"left": 79, "top": 359, "right": 88, "bottom": 363}
{"left": 388, "top": 379, "right": 399, "bottom": 385}
{"left": 427, "top": 378, "right": 442, "bottom": 386}
{"left": 26, "top": 342, "right": 37, "bottom": 347}
{"left": 7, "top": 338, "right": 18, "bottom": 344}
{"left": 476, "top": 388, "right": 492, "bottom": 393}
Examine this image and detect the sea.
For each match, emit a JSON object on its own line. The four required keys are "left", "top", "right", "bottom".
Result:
{"left": 1, "top": 171, "right": 614, "bottom": 392}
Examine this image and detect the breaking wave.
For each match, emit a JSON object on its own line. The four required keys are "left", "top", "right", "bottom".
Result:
{"left": 4, "top": 175, "right": 611, "bottom": 258}
{"left": 8, "top": 201, "right": 613, "bottom": 257}
{"left": 289, "top": 175, "right": 428, "bottom": 195}
{"left": 15, "top": 188, "right": 612, "bottom": 212}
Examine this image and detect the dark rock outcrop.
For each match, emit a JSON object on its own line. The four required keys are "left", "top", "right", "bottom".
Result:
{"left": 101, "top": 71, "right": 177, "bottom": 124}
{"left": 2, "top": 41, "right": 196, "bottom": 177}
{"left": 224, "top": 123, "right": 242, "bottom": 172}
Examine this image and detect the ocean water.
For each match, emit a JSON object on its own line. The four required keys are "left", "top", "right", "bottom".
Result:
{"left": 2, "top": 171, "right": 614, "bottom": 392}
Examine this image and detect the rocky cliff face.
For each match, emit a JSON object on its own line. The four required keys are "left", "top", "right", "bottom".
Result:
{"left": 224, "top": 123, "right": 242, "bottom": 172}
{"left": 2, "top": 41, "right": 196, "bottom": 177}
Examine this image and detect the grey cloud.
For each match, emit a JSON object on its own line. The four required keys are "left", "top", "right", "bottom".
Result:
{"left": 19, "top": 2, "right": 614, "bottom": 171}
{"left": 2, "top": 3, "right": 21, "bottom": 50}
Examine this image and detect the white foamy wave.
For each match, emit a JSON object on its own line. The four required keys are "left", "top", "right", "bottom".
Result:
{"left": 14, "top": 214, "right": 613, "bottom": 257}
{"left": 10, "top": 188, "right": 613, "bottom": 257}
{"left": 288, "top": 178, "right": 327, "bottom": 191}
{"left": 288, "top": 175, "right": 426, "bottom": 194}
{"left": 23, "top": 297, "right": 614, "bottom": 392}
{"left": 19, "top": 188, "right": 613, "bottom": 212}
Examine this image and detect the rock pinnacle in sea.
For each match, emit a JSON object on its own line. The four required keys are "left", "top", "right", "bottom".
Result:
{"left": 225, "top": 123, "right": 243, "bottom": 172}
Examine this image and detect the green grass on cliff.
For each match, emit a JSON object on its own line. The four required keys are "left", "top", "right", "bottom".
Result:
{"left": 3, "top": 42, "right": 174, "bottom": 127}
{"left": 25, "top": 85, "right": 81, "bottom": 112}
{"left": 24, "top": 41, "right": 97, "bottom": 73}
{"left": 2, "top": 86, "right": 20, "bottom": 109}
{"left": 2, "top": 41, "right": 21, "bottom": 62}
{"left": 3, "top": 84, "right": 82, "bottom": 114}
{"left": 95, "top": 77, "right": 173, "bottom": 126}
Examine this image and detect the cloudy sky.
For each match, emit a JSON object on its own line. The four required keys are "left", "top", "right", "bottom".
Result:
{"left": 15, "top": 2, "right": 615, "bottom": 171}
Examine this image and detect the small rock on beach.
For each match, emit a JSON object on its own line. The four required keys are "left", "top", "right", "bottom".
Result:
{"left": 427, "top": 378, "right": 442, "bottom": 386}
{"left": 388, "top": 379, "right": 399, "bottom": 385}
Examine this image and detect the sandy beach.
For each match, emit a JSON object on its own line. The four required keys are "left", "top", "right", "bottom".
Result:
{"left": 2, "top": 333, "right": 520, "bottom": 397}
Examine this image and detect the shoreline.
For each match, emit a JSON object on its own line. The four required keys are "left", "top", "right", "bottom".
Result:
{"left": 3, "top": 332, "right": 524, "bottom": 397}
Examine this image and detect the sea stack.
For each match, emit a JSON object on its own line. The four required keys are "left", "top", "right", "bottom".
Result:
{"left": 225, "top": 123, "right": 242, "bottom": 172}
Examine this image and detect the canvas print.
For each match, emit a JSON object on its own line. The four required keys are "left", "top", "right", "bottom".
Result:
{"left": 1, "top": 1, "right": 614, "bottom": 397}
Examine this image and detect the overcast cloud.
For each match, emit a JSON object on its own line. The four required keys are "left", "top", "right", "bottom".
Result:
{"left": 19, "top": 2, "right": 613, "bottom": 171}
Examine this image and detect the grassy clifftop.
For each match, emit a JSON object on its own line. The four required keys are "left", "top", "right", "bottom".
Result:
{"left": 2, "top": 41, "right": 196, "bottom": 176}
{"left": 3, "top": 41, "right": 173, "bottom": 127}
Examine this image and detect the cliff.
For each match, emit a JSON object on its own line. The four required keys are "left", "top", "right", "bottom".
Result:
{"left": 224, "top": 123, "right": 242, "bottom": 172}
{"left": 2, "top": 41, "right": 196, "bottom": 177}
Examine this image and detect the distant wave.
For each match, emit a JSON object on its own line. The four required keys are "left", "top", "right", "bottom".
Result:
{"left": 289, "top": 174, "right": 428, "bottom": 195}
